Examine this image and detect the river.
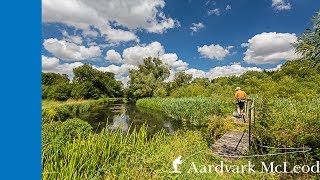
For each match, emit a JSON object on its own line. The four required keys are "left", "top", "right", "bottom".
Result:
{"left": 76, "top": 100, "right": 182, "bottom": 134}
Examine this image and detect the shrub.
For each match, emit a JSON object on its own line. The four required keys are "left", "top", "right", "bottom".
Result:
{"left": 206, "top": 115, "right": 233, "bottom": 145}
{"left": 46, "top": 82, "right": 72, "bottom": 101}
{"left": 59, "top": 118, "right": 93, "bottom": 140}
{"left": 42, "top": 118, "right": 93, "bottom": 149}
{"left": 170, "top": 84, "right": 211, "bottom": 97}
{"left": 153, "top": 87, "right": 167, "bottom": 97}
{"left": 254, "top": 98, "right": 320, "bottom": 163}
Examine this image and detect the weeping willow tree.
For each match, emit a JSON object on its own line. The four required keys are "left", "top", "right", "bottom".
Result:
{"left": 295, "top": 12, "right": 320, "bottom": 66}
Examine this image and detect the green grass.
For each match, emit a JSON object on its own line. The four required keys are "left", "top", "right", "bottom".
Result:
{"left": 42, "top": 121, "right": 276, "bottom": 180}
{"left": 42, "top": 98, "right": 122, "bottom": 109}
{"left": 136, "top": 97, "right": 233, "bottom": 126}
{"left": 42, "top": 98, "right": 122, "bottom": 123}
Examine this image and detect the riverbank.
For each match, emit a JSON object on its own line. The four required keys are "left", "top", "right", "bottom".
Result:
{"left": 42, "top": 98, "right": 124, "bottom": 109}
{"left": 42, "top": 98, "right": 123, "bottom": 123}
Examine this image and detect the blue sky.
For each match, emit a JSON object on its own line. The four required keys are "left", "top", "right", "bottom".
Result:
{"left": 42, "top": 0, "right": 320, "bottom": 85}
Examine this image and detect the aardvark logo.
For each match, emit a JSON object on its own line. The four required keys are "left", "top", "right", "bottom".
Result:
{"left": 172, "top": 155, "right": 183, "bottom": 173}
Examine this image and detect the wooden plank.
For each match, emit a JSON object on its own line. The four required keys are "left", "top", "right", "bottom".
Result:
{"left": 211, "top": 131, "right": 249, "bottom": 157}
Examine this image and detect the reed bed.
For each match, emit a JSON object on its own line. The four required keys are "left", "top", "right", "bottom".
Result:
{"left": 136, "top": 97, "right": 232, "bottom": 126}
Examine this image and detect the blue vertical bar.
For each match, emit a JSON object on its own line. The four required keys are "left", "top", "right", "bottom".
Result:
{"left": 0, "top": 0, "right": 41, "bottom": 179}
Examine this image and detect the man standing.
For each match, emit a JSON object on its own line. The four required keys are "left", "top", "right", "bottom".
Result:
{"left": 234, "top": 87, "right": 247, "bottom": 118}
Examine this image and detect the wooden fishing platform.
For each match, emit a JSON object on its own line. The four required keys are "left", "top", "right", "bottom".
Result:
{"left": 211, "top": 130, "right": 249, "bottom": 157}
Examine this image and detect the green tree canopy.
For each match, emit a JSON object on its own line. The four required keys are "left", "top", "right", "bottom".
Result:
{"left": 295, "top": 12, "right": 320, "bottom": 65}
{"left": 73, "top": 64, "right": 123, "bottom": 98}
{"left": 128, "top": 57, "right": 170, "bottom": 100}
{"left": 173, "top": 72, "right": 192, "bottom": 87}
{"left": 42, "top": 73, "right": 69, "bottom": 86}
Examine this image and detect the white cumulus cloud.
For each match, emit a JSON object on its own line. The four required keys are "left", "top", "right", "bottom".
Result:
{"left": 122, "top": 42, "right": 165, "bottom": 65}
{"left": 43, "top": 38, "right": 102, "bottom": 61}
{"left": 42, "top": 0, "right": 179, "bottom": 43}
{"left": 105, "top": 50, "right": 122, "bottom": 63}
{"left": 185, "top": 63, "right": 262, "bottom": 80}
{"left": 242, "top": 32, "right": 299, "bottom": 64}
{"left": 42, "top": 55, "right": 60, "bottom": 70}
{"left": 122, "top": 41, "right": 189, "bottom": 71}
{"left": 206, "top": 64, "right": 262, "bottom": 79}
{"left": 198, "top": 44, "right": 230, "bottom": 60}
{"left": 42, "top": 55, "right": 84, "bottom": 78}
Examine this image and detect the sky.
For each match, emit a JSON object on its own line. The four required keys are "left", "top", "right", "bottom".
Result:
{"left": 42, "top": 0, "right": 320, "bottom": 86}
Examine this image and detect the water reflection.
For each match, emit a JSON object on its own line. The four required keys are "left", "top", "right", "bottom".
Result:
{"left": 76, "top": 100, "right": 181, "bottom": 135}
{"left": 108, "top": 111, "right": 129, "bottom": 133}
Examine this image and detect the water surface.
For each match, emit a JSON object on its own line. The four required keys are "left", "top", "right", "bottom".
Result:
{"left": 76, "top": 100, "right": 181, "bottom": 134}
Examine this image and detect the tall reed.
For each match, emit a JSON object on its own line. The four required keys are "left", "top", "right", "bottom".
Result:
{"left": 136, "top": 97, "right": 232, "bottom": 126}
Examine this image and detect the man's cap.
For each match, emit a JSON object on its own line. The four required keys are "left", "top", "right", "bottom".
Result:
{"left": 235, "top": 87, "right": 241, "bottom": 91}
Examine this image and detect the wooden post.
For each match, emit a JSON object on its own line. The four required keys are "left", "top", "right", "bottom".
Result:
{"left": 248, "top": 107, "right": 251, "bottom": 147}
{"left": 246, "top": 100, "right": 249, "bottom": 118}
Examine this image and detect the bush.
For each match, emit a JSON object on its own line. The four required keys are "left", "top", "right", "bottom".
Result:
{"left": 206, "top": 115, "right": 233, "bottom": 145}
{"left": 42, "top": 108, "right": 59, "bottom": 123}
{"left": 254, "top": 98, "right": 320, "bottom": 163}
{"left": 42, "top": 105, "right": 72, "bottom": 123}
{"left": 153, "top": 87, "right": 167, "bottom": 97}
{"left": 46, "top": 82, "right": 72, "bottom": 101}
{"left": 59, "top": 118, "right": 93, "bottom": 140}
{"left": 42, "top": 118, "right": 93, "bottom": 148}
{"left": 170, "top": 84, "right": 211, "bottom": 97}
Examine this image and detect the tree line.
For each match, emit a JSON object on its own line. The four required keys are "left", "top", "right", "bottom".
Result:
{"left": 42, "top": 64, "right": 122, "bottom": 101}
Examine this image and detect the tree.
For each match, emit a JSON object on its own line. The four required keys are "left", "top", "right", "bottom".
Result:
{"left": 295, "top": 12, "right": 320, "bottom": 65}
{"left": 71, "top": 81, "right": 100, "bottom": 100}
{"left": 46, "top": 82, "right": 72, "bottom": 101}
{"left": 42, "top": 73, "right": 69, "bottom": 86}
{"left": 128, "top": 57, "right": 170, "bottom": 100}
{"left": 173, "top": 72, "right": 192, "bottom": 87}
{"left": 42, "top": 73, "right": 71, "bottom": 100}
{"left": 191, "top": 78, "right": 211, "bottom": 87}
{"left": 72, "top": 64, "right": 123, "bottom": 98}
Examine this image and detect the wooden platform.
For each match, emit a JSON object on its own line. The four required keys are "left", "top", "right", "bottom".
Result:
{"left": 211, "top": 130, "right": 249, "bottom": 157}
